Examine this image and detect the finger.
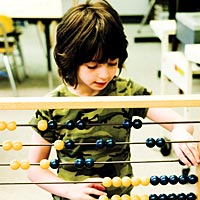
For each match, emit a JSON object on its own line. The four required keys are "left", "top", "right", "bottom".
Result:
{"left": 92, "top": 183, "right": 105, "bottom": 191}
{"left": 86, "top": 187, "right": 107, "bottom": 197}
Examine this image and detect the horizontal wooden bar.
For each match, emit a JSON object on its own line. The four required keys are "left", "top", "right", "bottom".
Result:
{"left": 0, "top": 94, "right": 200, "bottom": 110}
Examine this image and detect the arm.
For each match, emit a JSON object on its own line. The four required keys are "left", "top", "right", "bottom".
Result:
{"left": 27, "top": 132, "right": 106, "bottom": 200}
{"left": 147, "top": 108, "right": 199, "bottom": 166}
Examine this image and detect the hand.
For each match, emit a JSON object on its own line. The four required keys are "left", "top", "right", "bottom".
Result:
{"left": 171, "top": 127, "right": 200, "bottom": 166}
{"left": 65, "top": 177, "right": 107, "bottom": 200}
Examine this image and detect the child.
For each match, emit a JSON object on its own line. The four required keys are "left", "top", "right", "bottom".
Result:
{"left": 27, "top": 1, "right": 199, "bottom": 199}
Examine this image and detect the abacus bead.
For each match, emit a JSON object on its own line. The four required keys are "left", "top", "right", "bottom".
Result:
{"left": 65, "top": 139, "right": 75, "bottom": 149}
{"left": 12, "top": 140, "right": 23, "bottom": 151}
{"left": 188, "top": 174, "right": 198, "bottom": 184}
{"left": 158, "top": 194, "right": 168, "bottom": 200}
{"left": 10, "top": 159, "right": 21, "bottom": 170}
{"left": 122, "top": 176, "right": 131, "bottom": 187}
{"left": 141, "top": 194, "right": 149, "bottom": 200}
{"left": 96, "top": 138, "right": 105, "bottom": 148}
{"left": 178, "top": 159, "right": 185, "bottom": 166}
{"left": 155, "top": 138, "right": 166, "bottom": 148}
{"left": 76, "top": 120, "right": 86, "bottom": 130}
{"left": 131, "top": 177, "right": 141, "bottom": 186}
{"left": 0, "top": 121, "right": 7, "bottom": 131}
{"left": 74, "top": 158, "right": 85, "bottom": 169}
{"left": 105, "top": 138, "right": 115, "bottom": 148}
{"left": 122, "top": 119, "right": 132, "bottom": 129}
{"left": 48, "top": 120, "right": 57, "bottom": 130}
{"left": 65, "top": 120, "right": 75, "bottom": 130}
{"left": 85, "top": 158, "right": 94, "bottom": 169}
{"left": 112, "top": 176, "right": 122, "bottom": 187}
{"left": 99, "top": 195, "right": 109, "bottom": 200}
{"left": 102, "top": 177, "right": 112, "bottom": 187}
{"left": 146, "top": 138, "right": 156, "bottom": 148}
{"left": 50, "top": 159, "right": 59, "bottom": 169}
{"left": 169, "top": 175, "right": 178, "bottom": 185}
{"left": 159, "top": 175, "right": 169, "bottom": 185}
{"left": 150, "top": 175, "right": 160, "bottom": 186}
{"left": 21, "top": 160, "right": 30, "bottom": 170}
{"left": 178, "top": 175, "right": 188, "bottom": 185}
{"left": 7, "top": 121, "right": 16, "bottom": 131}
{"left": 40, "top": 159, "right": 50, "bottom": 169}
{"left": 141, "top": 176, "right": 150, "bottom": 186}
{"left": 131, "top": 194, "right": 141, "bottom": 200}
{"left": 37, "top": 120, "right": 48, "bottom": 131}
{"left": 177, "top": 193, "right": 186, "bottom": 200}
{"left": 168, "top": 193, "right": 177, "bottom": 200}
{"left": 132, "top": 119, "right": 142, "bottom": 129}
{"left": 121, "top": 194, "right": 131, "bottom": 200}
{"left": 2, "top": 140, "right": 13, "bottom": 151}
{"left": 111, "top": 194, "right": 121, "bottom": 200}
{"left": 149, "top": 194, "right": 158, "bottom": 200}
{"left": 186, "top": 193, "right": 197, "bottom": 200}
{"left": 54, "top": 140, "right": 64, "bottom": 151}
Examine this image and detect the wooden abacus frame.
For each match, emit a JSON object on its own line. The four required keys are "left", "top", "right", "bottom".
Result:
{"left": 0, "top": 94, "right": 200, "bottom": 199}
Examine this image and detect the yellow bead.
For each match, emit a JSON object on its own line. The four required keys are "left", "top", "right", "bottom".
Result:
{"left": 131, "top": 194, "right": 141, "bottom": 200}
{"left": 54, "top": 140, "right": 64, "bottom": 150}
{"left": 40, "top": 159, "right": 50, "bottom": 169}
{"left": 141, "top": 194, "right": 149, "bottom": 200}
{"left": 111, "top": 194, "right": 121, "bottom": 200}
{"left": 131, "top": 177, "right": 141, "bottom": 186}
{"left": 121, "top": 194, "right": 131, "bottom": 200}
{"left": 10, "top": 159, "right": 21, "bottom": 170}
{"left": 2, "top": 140, "right": 13, "bottom": 151}
{"left": 112, "top": 176, "right": 122, "bottom": 187}
{"left": 0, "top": 121, "right": 7, "bottom": 131}
{"left": 21, "top": 160, "right": 30, "bottom": 170}
{"left": 37, "top": 120, "right": 48, "bottom": 131}
{"left": 122, "top": 176, "right": 131, "bottom": 187}
{"left": 102, "top": 177, "right": 112, "bottom": 187}
{"left": 7, "top": 121, "right": 16, "bottom": 131}
{"left": 140, "top": 177, "right": 150, "bottom": 186}
{"left": 12, "top": 140, "right": 23, "bottom": 151}
{"left": 99, "top": 195, "right": 109, "bottom": 200}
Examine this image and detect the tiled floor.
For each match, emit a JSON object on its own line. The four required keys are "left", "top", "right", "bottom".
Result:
{"left": 0, "top": 23, "right": 200, "bottom": 199}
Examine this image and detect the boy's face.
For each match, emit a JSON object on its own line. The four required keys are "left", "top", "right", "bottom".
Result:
{"left": 76, "top": 58, "right": 119, "bottom": 96}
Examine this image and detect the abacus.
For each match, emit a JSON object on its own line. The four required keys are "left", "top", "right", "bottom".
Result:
{"left": 0, "top": 95, "right": 200, "bottom": 200}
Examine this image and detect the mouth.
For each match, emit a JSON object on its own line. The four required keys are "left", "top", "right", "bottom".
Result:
{"left": 94, "top": 82, "right": 107, "bottom": 88}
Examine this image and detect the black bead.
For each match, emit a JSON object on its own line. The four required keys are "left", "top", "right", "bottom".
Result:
{"left": 188, "top": 174, "right": 198, "bottom": 184}
{"left": 177, "top": 193, "right": 186, "bottom": 200}
{"left": 159, "top": 175, "right": 169, "bottom": 185}
{"left": 169, "top": 175, "right": 178, "bottom": 185}
{"left": 96, "top": 138, "right": 105, "bottom": 149}
{"left": 159, "top": 194, "right": 168, "bottom": 200}
{"left": 65, "top": 139, "right": 75, "bottom": 149}
{"left": 50, "top": 159, "right": 59, "bottom": 169}
{"left": 76, "top": 120, "right": 86, "bottom": 130}
{"left": 48, "top": 120, "right": 57, "bottom": 130}
{"left": 186, "top": 192, "right": 197, "bottom": 200}
{"left": 150, "top": 175, "right": 160, "bottom": 185}
{"left": 149, "top": 194, "right": 158, "bottom": 200}
{"left": 132, "top": 119, "right": 143, "bottom": 129}
{"left": 146, "top": 138, "right": 156, "bottom": 148}
{"left": 178, "top": 159, "right": 186, "bottom": 166}
{"left": 65, "top": 120, "right": 75, "bottom": 130}
{"left": 156, "top": 138, "right": 166, "bottom": 148}
{"left": 122, "top": 119, "right": 132, "bottom": 129}
{"left": 74, "top": 158, "right": 85, "bottom": 169}
{"left": 168, "top": 193, "right": 177, "bottom": 200}
{"left": 105, "top": 138, "right": 115, "bottom": 148}
{"left": 178, "top": 175, "right": 188, "bottom": 185}
{"left": 85, "top": 158, "right": 94, "bottom": 169}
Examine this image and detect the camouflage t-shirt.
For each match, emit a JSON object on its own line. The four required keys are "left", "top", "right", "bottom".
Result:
{"left": 30, "top": 76, "right": 151, "bottom": 199}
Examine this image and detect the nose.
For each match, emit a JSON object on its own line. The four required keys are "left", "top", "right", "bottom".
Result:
{"left": 98, "top": 64, "right": 109, "bottom": 80}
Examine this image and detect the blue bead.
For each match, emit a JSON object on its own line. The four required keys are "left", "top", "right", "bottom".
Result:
{"left": 186, "top": 193, "right": 197, "bottom": 200}
{"left": 149, "top": 194, "right": 158, "bottom": 200}
{"left": 177, "top": 193, "right": 186, "bottom": 200}
{"left": 159, "top": 194, "right": 168, "bottom": 200}
{"left": 132, "top": 119, "right": 142, "bottom": 129}
{"left": 146, "top": 138, "right": 156, "bottom": 148}
{"left": 85, "top": 158, "right": 94, "bottom": 169}
{"left": 50, "top": 159, "right": 59, "bottom": 169}
{"left": 105, "top": 138, "right": 115, "bottom": 148}
{"left": 159, "top": 175, "right": 169, "bottom": 185}
{"left": 188, "top": 174, "right": 198, "bottom": 184}
{"left": 96, "top": 138, "right": 105, "bottom": 148}
{"left": 122, "top": 119, "right": 132, "bottom": 129}
{"left": 65, "top": 120, "right": 75, "bottom": 130}
{"left": 169, "top": 175, "right": 178, "bottom": 185}
{"left": 65, "top": 139, "right": 75, "bottom": 149}
{"left": 48, "top": 120, "right": 57, "bottom": 130}
{"left": 168, "top": 193, "right": 177, "bottom": 200}
{"left": 178, "top": 175, "right": 188, "bottom": 185}
{"left": 150, "top": 175, "right": 160, "bottom": 185}
{"left": 76, "top": 120, "right": 86, "bottom": 130}
{"left": 74, "top": 158, "right": 85, "bottom": 169}
{"left": 156, "top": 138, "right": 166, "bottom": 148}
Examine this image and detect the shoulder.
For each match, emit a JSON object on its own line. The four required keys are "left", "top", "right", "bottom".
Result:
{"left": 111, "top": 76, "right": 152, "bottom": 96}
{"left": 46, "top": 84, "right": 73, "bottom": 97}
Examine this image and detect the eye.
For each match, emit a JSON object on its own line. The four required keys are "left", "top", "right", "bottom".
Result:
{"left": 108, "top": 62, "right": 118, "bottom": 67}
{"left": 87, "top": 65, "right": 97, "bottom": 69}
